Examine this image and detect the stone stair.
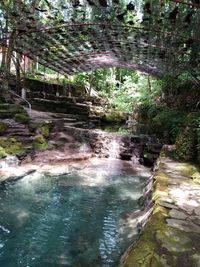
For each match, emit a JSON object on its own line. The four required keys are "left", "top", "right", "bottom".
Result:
{"left": 3, "top": 119, "right": 34, "bottom": 149}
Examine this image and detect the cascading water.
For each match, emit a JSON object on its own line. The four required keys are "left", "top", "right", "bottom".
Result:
{"left": 0, "top": 159, "right": 151, "bottom": 267}
{"left": 108, "top": 139, "right": 120, "bottom": 159}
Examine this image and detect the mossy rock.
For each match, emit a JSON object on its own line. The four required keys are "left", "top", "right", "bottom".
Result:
{"left": 0, "top": 121, "right": 8, "bottom": 134}
{"left": 29, "top": 122, "right": 53, "bottom": 138}
{"left": 102, "top": 110, "right": 127, "bottom": 123}
{"left": 119, "top": 212, "right": 168, "bottom": 267}
{"left": 32, "top": 135, "right": 48, "bottom": 150}
{"left": 14, "top": 113, "right": 30, "bottom": 124}
{"left": 0, "top": 137, "right": 25, "bottom": 156}
{"left": 0, "top": 146, "right": 7, "bottom": 158}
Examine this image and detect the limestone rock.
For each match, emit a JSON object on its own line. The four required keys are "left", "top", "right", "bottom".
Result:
{"left": 166, "top": 218, "right": 200, "bottom": 233}
{"left": 168, "top": 209, "right": 187, "bottom": 220}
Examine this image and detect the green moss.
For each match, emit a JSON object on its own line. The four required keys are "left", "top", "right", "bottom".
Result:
{"left": 29, "top": 122, "right": 53, "bottom": 138}
{"left": 102, "top": 110, "right": 126, "bottom": 123}
{"left": 14, "top": 113, "right": 30, "bottom": 124}
{"left": 119, "top": 211, "right": 168, "bottom": 267}
{"left": 0, "top": 121, "right": 8, "bottom": 134}
{"left": 0, "top": 137, "right": 25, "bottom": 156}
{"left": 38, "top": 125, "right": 50, "bottom": 138}
{"left": 32, "top": 135, "right": 48, "bottom": 150}
{"left": 0, "top": 146, "right": 7, "bottom": 158}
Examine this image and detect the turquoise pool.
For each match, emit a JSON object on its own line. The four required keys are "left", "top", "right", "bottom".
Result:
{"left": 0, "top": 159, "right": 149, "bottom": 267}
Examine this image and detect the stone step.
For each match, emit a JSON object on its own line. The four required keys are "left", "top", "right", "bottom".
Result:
{"left": 63, "top": 122, "right": 87, "bottom": 128}
{"left": 6, "top": 127, "right": 28, "bottom": 132}
{"left": 6, "top": 124, "right": 26, "bottom": 129}
{"left": 6, "top": 131, "right": 33, "bottom": 137}
{"left": 0, "top": 111, "right": 13, "bottom": 119}
{"left": 32, "top": 98, "right": 90, "bottom": 116}
{"left": 15, "top": 136, "right": 34, "bottom": 143}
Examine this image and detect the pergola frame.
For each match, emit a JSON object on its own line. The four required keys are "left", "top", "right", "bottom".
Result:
{"left": 0, "top": 0, "right": 200, "bottom": 77}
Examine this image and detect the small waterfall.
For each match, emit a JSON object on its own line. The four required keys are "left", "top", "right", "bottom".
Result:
{"left": 108, "top": 139, "right": 120, "bottom": 159}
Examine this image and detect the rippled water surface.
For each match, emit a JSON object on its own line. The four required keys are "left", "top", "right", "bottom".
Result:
{"left": 0, "top": 159, "right": 149, "bottom": 267}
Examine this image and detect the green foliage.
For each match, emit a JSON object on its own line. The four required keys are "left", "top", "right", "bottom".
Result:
{"left": 14, "top": 113, "right": 30, "bottom": 124}
{"left": 138, "top": 104, "right": 186, "bottom": 144}
{"left": 175, "top": 127, "right": 196, "bottom": 161}
{"left": 174, "top": 113, "right": 200, "bottom": 161}
{"left": 150, "top": 108, "right": 186, "bottom": 143}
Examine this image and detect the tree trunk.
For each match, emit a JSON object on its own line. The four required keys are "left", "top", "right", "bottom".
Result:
{"left": 1, "top": 29, "right": 17, "bottom": 100}
{"left": 1, "top": 46, "right": 7, "bottom": 70}
{"left": 15, "top": 52, "right": 21, "bottom": 95}
{"left": 147, "top": 75, "right": 151, "bottom": 94}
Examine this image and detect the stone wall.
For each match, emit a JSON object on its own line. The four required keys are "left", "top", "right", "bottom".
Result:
{"left": 119, "top": 154, "right": 200, "bottom": 267}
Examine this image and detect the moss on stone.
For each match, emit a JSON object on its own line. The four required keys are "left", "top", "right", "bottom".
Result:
{"left": 102, "top": 109, "right": 126, "bottom": 123}
{"left": 0, "top": 137, "right": 25, "bottom": 156}
{"left": 32, "top": 135, "right": 48, "bottom": 150}
{"left": 0, "top": 146, "right": 7, "bottom": 158}
{"left": 29, "top": 122, "right": 53, "bottom": 138}
{"left": 0, "top": 121, "right": 8, "bottom": 134}
{"left": 156, "top": 228, "right": 192, "bottom": 253}
{"left": 14, "top": 113, "right": 30, "bottom": 124}
{"left": 119, "top": 212, "right": 167, "bottom": 267}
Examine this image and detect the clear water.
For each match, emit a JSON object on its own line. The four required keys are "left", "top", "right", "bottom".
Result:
{"left": 0, "top": 159, "right": 148, "bottom": 267}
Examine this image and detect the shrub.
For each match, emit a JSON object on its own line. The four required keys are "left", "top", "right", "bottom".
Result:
{"left": 175, "top": 113, "right": 200, "bottom": 161}
{"left": 14, "top": 114, "right": 30, "bottom": 124}
{"left": 150, "top": 108, "right": 186, "bottom": 143}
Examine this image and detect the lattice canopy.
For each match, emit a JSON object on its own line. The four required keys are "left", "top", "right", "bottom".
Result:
{"left": 1, "top": 0, "right": 200, "bottom": 77}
